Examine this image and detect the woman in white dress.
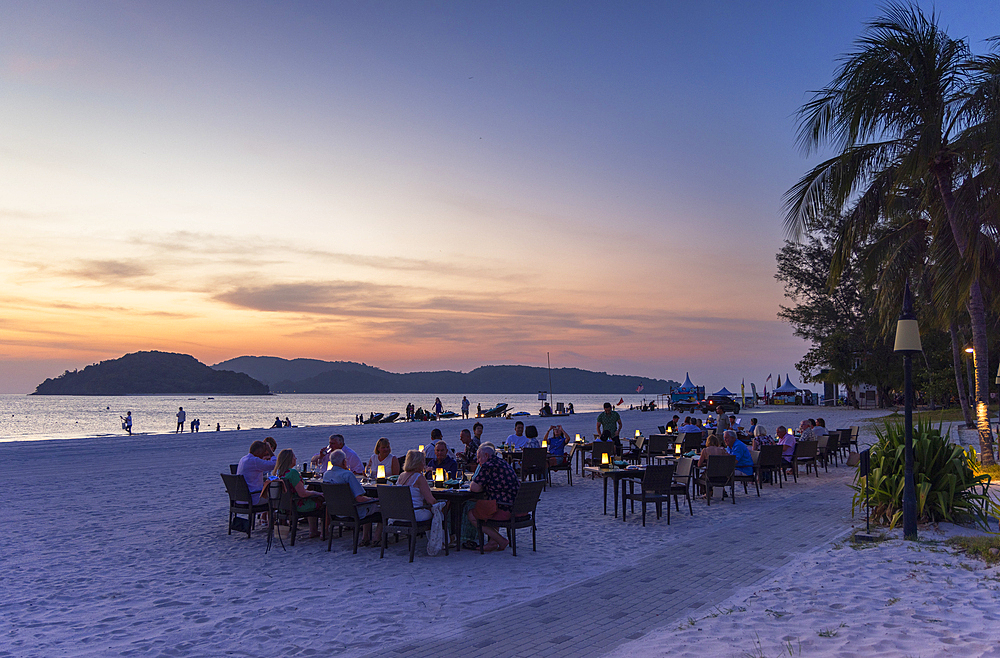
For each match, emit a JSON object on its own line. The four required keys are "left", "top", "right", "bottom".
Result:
{"left": 396, "top": 450, "right": 437, "bottom": 522}
{"left": 367, "top": 438, "right": 400, "bottom": 477}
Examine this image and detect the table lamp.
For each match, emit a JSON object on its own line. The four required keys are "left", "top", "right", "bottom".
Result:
{"left": 635, "top": 429, "right": 641, "bottom": 437}
{"left": 601, "top": 452, "right": 610, "bottom": 468}
{"left": 575, "top": 434, "right": 582, "bottom": 442}
{"left": 419, "top": 445, "right": 424, "bottom": 452}
{"left": 435, "top": 468, "right": 445, "bottom": 484}
{"left": 376, "top": 464, "right": 387, "bottom": 484}
{"left": 675, "top": 442, "right": 682, "bottom": 456}
{"left": 542, "top": 440, "right": 548, "bottom": 448}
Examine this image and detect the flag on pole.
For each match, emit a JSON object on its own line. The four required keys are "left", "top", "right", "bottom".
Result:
{"left": 617, "top": 397, "right": 624, "bottom": 406}
{"left": 636, "top": 384, "right": 644, "bottom": 393}
{"left": 766, "top": 374, "right": 772, "bottom": 383}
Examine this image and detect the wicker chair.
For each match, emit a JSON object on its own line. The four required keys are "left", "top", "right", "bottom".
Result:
{"left": 622, "top": 464, "right": 675, "bottom": 526}
{"left": 699, "top": 454, "right": 735, "bottom": 505}
{"left": 221, "top": 473, "right": 269, "bottom": 538}
{"left": 478, "top": 480, "right": 544, "bottom": 556}
{"left": 377, "top": 485, "right": 439, "bottom": 562}
{"left": 322, "top": 482, "right": 381, "bottom": 554}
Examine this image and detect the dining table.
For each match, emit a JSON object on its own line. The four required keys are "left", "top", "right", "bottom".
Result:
{"left": 582, "top": 465, "right": 646, "bottom": 517}
{"left": 304, "top": 475, "right": 485, "bottom": 551}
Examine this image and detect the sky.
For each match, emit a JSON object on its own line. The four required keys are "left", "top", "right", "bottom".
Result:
{"left": 1, "top": 1, "right": 998, "bottom": 395}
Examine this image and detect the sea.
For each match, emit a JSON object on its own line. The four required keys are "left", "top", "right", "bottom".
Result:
{"left": 0, "top": 393, "right": 649, "bottom": 443}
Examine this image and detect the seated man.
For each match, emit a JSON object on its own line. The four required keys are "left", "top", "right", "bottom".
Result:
{"left": 313, "top": 434, "right": 364, "bottom": 475}
{"left": 665, "top": 415, "right": 681, "bottom": 432}
{"left": 678, "top": 417, "right": 702, "bottom": 434}
{"left": 507, "top": 421, "right": 527, "bottom": 450}
{"left": 459, "top": 427, "right": 481, "bottom": 466}
{"left": 723, "top": 430, "right": 754, "bottom": 477}
{"left": 236, "top": 440, "right": 276, "bottom": 504}
{"left": 271, "top": 417, "right": 283, "bottom": 429}
{"left": 464, "top": 445, "right": 520, "bottom": 552}
{"left": 798, "top": 419, "right": 816, "bottom": 441}
{"left": 426, "top": 440, "right": 460, "bottom": 479}
{"left": 776, "top": 425, "right": 795, "bottom": 465}
{"left": 322, "top": 449, "right": 380, "bottom": 545}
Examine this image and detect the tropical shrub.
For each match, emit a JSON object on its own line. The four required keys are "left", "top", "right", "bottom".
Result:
{"left": 851, "top": 419, "right": 997, "bottom": 530}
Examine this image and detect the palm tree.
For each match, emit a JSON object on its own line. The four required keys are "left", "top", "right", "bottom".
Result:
{"left": 784, "top": 2, "right": 996, "bottom": 463}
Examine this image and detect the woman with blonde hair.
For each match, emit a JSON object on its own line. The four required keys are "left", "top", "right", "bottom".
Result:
{"left": 367, "top": 437, "right": 400, "bottom": 477}
{"left": 272, "top": 448, "right": 324, "bottom": 538}
{"left": 397, "top": 450, "right": 438, "bottom": 522}
{"left": 697, "top": 432, "right": 727, "bottom": 469}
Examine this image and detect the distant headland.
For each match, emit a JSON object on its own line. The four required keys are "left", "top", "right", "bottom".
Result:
{"left": 213, "top": 355, "right": 679, "bottom": 395}
{"left": 33, "top": 351, "right": 270, "bottom": 396}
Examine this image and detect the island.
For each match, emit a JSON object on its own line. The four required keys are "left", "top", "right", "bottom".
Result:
{"left": 33, "top": 351, "right": 270, "bottom": 395}
{"left": 213, "top": 355, "right": 678, "bottom": 394}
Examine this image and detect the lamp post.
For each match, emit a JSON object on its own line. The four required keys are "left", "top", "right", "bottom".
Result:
{"left": 893, "top": 281, "right": 922, "bottom": 541}
{"left": 964, "top": 346, "right": 975, "bottom": 412}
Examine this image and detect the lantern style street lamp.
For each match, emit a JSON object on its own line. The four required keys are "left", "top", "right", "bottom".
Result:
{"left": 893, "top": 281, "right": 922, "bottom": 541}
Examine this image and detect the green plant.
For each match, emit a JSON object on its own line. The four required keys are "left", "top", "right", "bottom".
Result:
{"left": 947, "top": 536, "right": 1000, "bottom": 564}
{"left": 850, "top": 419, "right": 998, "bottom": 530}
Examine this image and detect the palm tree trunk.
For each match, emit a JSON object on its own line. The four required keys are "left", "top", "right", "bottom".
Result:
{"left": 935, "top": 167, "right": 994, "bottom": 463}
{"left": 967, "top": 281, "right": 996, "bottom": 465}
{"left": 950, "top": 322, "right": 974, "bottom": 427}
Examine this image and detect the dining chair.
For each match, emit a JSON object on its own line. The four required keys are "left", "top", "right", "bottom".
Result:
{"left": 622, "top": 464, "right": 675, "bottom": 526}
{"left": 478, "top": 480, "right": 544, "bottom": 556}
{"left": 322, "top": 482, "right": 381, "bottom": 554}
{"left": 221, "top": 473, "right": 268, "bottom": 538}
{"left": 699, "top": 454, "right": 736, "bottom": 505}
{"left": 377, "top": 485, "right": 438, "bottom": 562}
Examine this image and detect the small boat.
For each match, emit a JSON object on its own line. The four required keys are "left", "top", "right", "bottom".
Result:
{"left": 511, "top": 411, "right": 530, "bottom": 417}
{"left": 362, "top": 413, "right": 385, "bottom": 424}
{"left": 437, "top": 411, "right": 459, "bottom": 419}
{"left": 479, "top": 403, "right": 509, "bottom": 418}
{"left": 379, "top": 412, "right": 400, "bottom": 423}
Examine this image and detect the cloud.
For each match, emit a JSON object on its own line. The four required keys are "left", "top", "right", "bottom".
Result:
{"left": 62, "top": 259, "right": 153, "bottom": 284}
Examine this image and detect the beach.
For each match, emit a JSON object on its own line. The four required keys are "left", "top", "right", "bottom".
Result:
{"left": 4, "top": 405, "right": 996, "bottom": 657}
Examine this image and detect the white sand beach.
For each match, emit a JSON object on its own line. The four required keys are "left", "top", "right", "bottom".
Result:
{"left": 4, "top": 405, "right": 997, "bottom": 657}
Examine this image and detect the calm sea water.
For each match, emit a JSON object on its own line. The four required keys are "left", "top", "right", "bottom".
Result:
{"left": 0, "top": 393, "right": 649, "bottom": 442}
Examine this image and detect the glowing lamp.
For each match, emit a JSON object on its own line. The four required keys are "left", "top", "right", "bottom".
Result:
{"left": 675, "top": 442, "right": 682, "bottom": 455}
{"left": 600, "top": 453, "right": 610, "bottom": 468}
{"left": 575, "top": 434, "right": 582, "bottom": 442}
{"left": 327, "top": 461, "right": 333, "bottom": 471}
{"left": 376, "top": 464, "right": 387, "bottom": 483}
{"left": 635, "top": 429, "right": 641, "bottom": 437}
{"left": 435, "top": 468, "right": 445, "bottom": 484}
{"left": 542, "top": 440, "right": 548, "bottom": 448}
{"left": 419, "top": 445, "right": 424, "bottom": 452}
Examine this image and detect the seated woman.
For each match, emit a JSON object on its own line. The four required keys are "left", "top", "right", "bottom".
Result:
{"left": 523, "top": 424, "right": 541, "bottom": 449}
{"left": 697, "top": 433, "right": 728, "bottom": 469}
{"left": 367, "top": 437, "right": 400, "bottom": 477}
{"left": 543, "top": 424, "right": 570, "bottom": 467}
{"left": 273, "top": 448, "right": 325, "bottom": 538}
{"left": 751, "top": 424, "right": 775, "bottom": 450}
{"left": 396, "top": 450, "right": 438, "bottom": 522}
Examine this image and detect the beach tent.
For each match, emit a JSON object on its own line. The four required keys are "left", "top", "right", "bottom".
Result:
{"left": 712, "top": 387, "right": 736, "bottom": 397}
{"left": 677, "top": 373, "right": 696, "bottom": 393}
{"left": 772, "top": 374, "right": 799, "bottom": 404}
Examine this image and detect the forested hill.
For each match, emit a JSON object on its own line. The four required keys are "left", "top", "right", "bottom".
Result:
{"left": 213, "top": 356, "right": 679, "bottom": 394}
{"left": 34, "top": 351, "right": 270, "bottom": 395}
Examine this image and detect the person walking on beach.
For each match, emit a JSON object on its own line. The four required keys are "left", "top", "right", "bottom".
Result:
{"left": 121, "top": 411, "right": 132, "bottom": 435}
{"left": 433, "top": 397, "right": 443, "bottom": 420}
{"left": 461, "top": 396, "right": 470, "bottom": 419}
{"left": 176, "top": 407, "right": 186, "bottom": 433}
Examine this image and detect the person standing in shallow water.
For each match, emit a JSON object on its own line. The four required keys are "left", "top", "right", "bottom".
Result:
{"left": 121, "top": 411, "right": 132, "bottom": 435}
{"left": 176, "top": 407, "right": 185, "bottom": 433}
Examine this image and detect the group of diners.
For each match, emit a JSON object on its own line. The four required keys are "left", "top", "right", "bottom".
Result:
{"left": 501, "top": 420, "right": 572, "bottom": 467}
{"left": 233, "top": 427, "right": 525, "bottom": 553}
{"left": 653, "top": 413, "right": 838, "bottom": 490}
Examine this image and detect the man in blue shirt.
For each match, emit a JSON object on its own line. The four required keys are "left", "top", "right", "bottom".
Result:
{"left": 236, "top": 440, "right": 276, "bottom": 504}
{"left": 723, "top": 430, "right": 754, "bottom": 476}
{"left": 322, "top": 449, "right": 380, "bottom": 545}
{"left": 425, "top": 441, "right": 460, "bottom": 478}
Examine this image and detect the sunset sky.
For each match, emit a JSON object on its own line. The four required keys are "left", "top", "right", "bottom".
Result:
{"left": 2, "top": 1, "right": 997, "bottom": 394}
